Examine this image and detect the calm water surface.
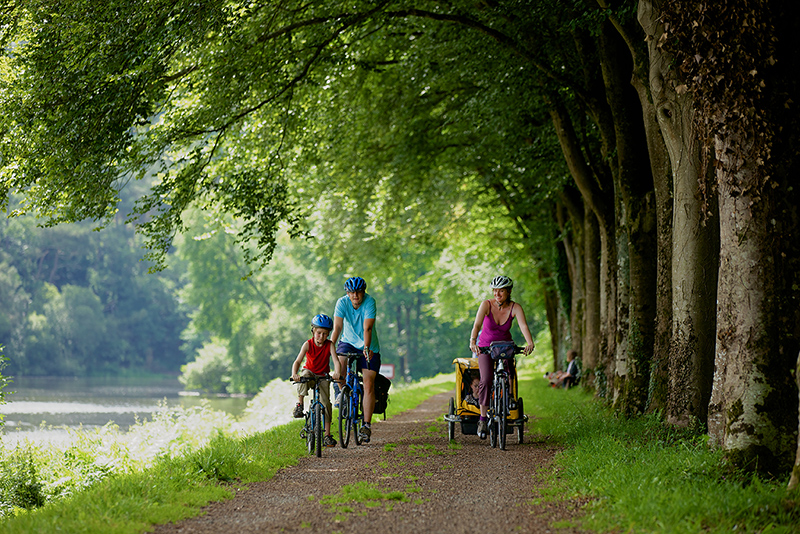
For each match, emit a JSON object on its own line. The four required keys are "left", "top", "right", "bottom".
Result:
{"left": 0, "top": 376, "right": 250, "bottom": 438}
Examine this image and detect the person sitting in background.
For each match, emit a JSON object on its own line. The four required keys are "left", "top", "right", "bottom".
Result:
{"left": 561, "top": 349, "right": 580, "bottom": 389}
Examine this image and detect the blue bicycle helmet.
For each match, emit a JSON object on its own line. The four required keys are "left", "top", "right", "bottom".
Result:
{"left": 311, "top": 314, "right": 334, "bottom": 330}
{"left": 344, "top": 276, "right": 367, "bottom": 292}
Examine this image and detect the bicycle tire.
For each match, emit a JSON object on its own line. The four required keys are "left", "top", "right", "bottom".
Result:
{"left": 489, "top": 377, "right": 499, "bottom": 448}
{"left": 339, "top": 389, "right": 351, "bottom": 448}
{"left": 353, "top": 389, "right": 363, "bottom": 445}
{"left": 314, "top": 401, "right": 323, "bottom": 458}
{"left": 498, "top": 378, "right": 508, "bottom": 450}
{"left": 306, "top": 413, "right": 315, "bottom": 454}
{"left": 517, "top": 397, "right": 525, "bottom": 444}
{"left": 447, "top": 397, "right": 455, "bottom": 441}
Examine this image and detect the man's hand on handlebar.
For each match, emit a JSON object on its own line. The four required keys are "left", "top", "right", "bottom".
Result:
{"left": 363, "top": 347, "right": 373, "bottom": 362}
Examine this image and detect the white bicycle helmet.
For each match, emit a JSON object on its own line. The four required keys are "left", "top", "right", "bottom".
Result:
{"left": 490, "top": 275, "right": 513, "bottom": 289}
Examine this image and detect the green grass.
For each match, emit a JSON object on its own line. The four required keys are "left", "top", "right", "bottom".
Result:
{"left": 517, "top": 371, "right": 800, "bottom": 533}
{"left": 0, "top": 374, "right": 452, "bottom": 533}
{"left": 8, "top": 368, "right": 794, "bottom": 533}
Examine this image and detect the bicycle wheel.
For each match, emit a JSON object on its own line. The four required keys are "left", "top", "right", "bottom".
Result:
{"left": 314, "top": 401, "right": 323, "bottom": 458}
{"left": 353, "top": 389, "right": 363, "bottom": 445}
{"left": 447, "top": 397, "right": 455, "bottom": 441}
{"left": 306, "top": 414, "right": 315, "bottom": 454}
{"left": 498, "top": 379, "right": 508, "bottom": 451}
{"left": 489, "top": 380, "right": 499, "bottom": 448}
{"left": 517, "top": 397, "right": 525, "bottom": 444}
{"left": 339, "top": 389, "right": 351, "bottom": 449}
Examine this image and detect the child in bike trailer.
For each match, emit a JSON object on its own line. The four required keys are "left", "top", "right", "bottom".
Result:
{"left": 331, "top": 276, "right": 382, "bottom": 444}
{"left": 291, "top": 314, "right": 343, "bottom": 448}
{"left": 468, "top": 275, "right": 535, "bottom": 439}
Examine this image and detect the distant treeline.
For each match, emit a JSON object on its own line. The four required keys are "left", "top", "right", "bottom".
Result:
{"left": 1, "top": 204, "right": 529, "bottom": 391}
{"left": 0, "top": 211, "right": 189, "bottom": 376}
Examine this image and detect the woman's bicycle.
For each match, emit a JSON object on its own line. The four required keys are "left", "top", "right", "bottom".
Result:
{"left": 290, "top": 374, "right": 331, "bottom": 457}
{"left": 337, "top": 352, "right": 365, "bottom": 448}
{"left": 481, "top": 342, "right": 526, "bottom": 450}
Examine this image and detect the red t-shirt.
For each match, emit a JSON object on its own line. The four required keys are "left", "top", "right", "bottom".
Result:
{"left": 303, "top": 338, "right": 331, "bottom": 375}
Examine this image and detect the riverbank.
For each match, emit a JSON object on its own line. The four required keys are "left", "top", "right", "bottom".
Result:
{"left": 2, "top": 373, "right": 798, "bottom": 533}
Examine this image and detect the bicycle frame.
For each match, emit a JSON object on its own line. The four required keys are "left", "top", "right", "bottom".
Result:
{"left": 292, "top": 374, "right": 330, "bottom": 457}
{"left": 480, "top": 344, "right": 528, "bottom": 450}
{"left": 337, "top": 352, "right": 364, "bottom": 448}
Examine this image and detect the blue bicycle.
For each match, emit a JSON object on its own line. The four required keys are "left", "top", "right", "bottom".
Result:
{"left": 337, "top": 352, "right": 365, "bottom": 448}
{"left": 291, "top": 374, "right": 331, "bottom": 457}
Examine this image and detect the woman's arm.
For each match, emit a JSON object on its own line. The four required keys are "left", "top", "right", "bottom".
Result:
{"left": 513, "top": 304, "right": 535, "bottom": 355}
{"left": 468, "top": 300, "right": 490, "bottom": 353}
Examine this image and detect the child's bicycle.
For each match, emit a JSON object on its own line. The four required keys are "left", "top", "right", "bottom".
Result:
{"left": 337, "top": 351, "right": 365, "bottom": 447}
{"left": 290, "top": 374, "right": 331, "bottom": 457}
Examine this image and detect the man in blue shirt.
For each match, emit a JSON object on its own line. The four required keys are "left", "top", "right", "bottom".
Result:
{"left": 331, "top": 276, "right": 381, "bottom": 443}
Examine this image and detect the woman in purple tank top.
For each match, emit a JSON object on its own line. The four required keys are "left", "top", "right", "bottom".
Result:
{"left": 468, "top": 275, "right": 535, "bottom": 439}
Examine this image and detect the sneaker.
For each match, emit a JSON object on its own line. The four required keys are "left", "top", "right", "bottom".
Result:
{"left": 477, "top": 418, "right": 488, "bottom": 439}
{"left": 323, "top": 435, "right": 337, "bottom": 448}
{"left": 292, "top": 403, "right": 304, "bottom": 418}
{"left": 333, "top": 392, "right": 341, "bottom": 408}
{"left": 358, "top": 424, "right": 371, "bottom": 443}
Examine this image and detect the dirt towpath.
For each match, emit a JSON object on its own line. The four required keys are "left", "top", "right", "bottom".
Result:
{"left": 152, "top": 391, "right": 590, "bottom": 534}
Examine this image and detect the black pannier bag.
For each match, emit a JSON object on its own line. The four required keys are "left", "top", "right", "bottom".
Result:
{"left": 374, "top": 373, "right": 392, "bottom": 419}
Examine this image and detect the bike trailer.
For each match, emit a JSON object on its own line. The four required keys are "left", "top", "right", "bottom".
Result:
{"left": 444, "top": 357, "right": 525, "bottom": 436}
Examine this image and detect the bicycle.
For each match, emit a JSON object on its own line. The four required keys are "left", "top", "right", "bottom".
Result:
{"left": 480, "top": 342, "right": 526, "bottom": 450}
{"left": 290, "top": 374, "right": 331, "bottom": 457}
{"left": 337, "top": 351, "right": 365, "bottom": 448}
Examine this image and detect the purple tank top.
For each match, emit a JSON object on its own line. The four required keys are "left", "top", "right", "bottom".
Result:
{"left": 478, "top": 301, "right": 515, "bottom": 346}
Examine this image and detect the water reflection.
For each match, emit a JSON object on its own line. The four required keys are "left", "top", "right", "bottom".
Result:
{"left": 0, "top": 376, "right": 251, "bottom": 438}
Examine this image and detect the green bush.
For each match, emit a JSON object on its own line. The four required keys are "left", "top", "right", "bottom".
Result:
{"left": 0, "top": 452, "right": 46, "bottom": 515}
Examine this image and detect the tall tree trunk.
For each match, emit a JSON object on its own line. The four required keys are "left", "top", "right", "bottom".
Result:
{"left": 543, "top": 272, "right": 560, "bottom": 371}
{"left": 639, "top": 0, "right": 718, "bottom": 424}
{"left": 583, "top": 206, "right": 602, "bottom": 388}
{"left": 708, "top": 142, "right": 794, "bottom": 472}
{"left": 790, "top": 350, "right": 800, "bottom": 491}
{"left": 597, "top": 19, "right": 657, "bottom": 414}
{"left": 557, "top": 193, "right": 586, "bottom": 358}
{"left": 549, "top": 98, "right": 617, "bottom": 397}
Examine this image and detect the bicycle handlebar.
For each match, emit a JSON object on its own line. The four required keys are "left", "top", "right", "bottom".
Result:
{"left": 478, "top": 345, "right": 524, "bottom": 355}
{"left": 337, "top": 351, "right": 363, "bottom": 362}
{"left": 288, "top": 374, "right": 332, "bottom": 384}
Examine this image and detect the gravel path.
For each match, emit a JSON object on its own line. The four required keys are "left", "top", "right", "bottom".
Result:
{"left": 152, "top": 391, "right": 591, "bottom": 534}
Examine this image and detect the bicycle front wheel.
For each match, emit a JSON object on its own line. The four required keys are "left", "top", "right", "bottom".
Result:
{"left": 498, "top": 379, "right": 509, "bottom": 451}
{"left": 353, "top": 389, "right": 364, "bottom": 446}
{"left": 339, "top": 389, "right": 351, "bottom": 449}
{"left": 447, "top": 397, "right": 455, "bottom": 441}
{"left": 314, "top": 402, "right": 323, "bottom": 457}
{"left": 306, "top": 415, "right": 315, "bottom": 454}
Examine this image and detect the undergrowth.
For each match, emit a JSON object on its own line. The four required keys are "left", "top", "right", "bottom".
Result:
{"left": 520, "top": 376, "right": 800, "bottom": 533}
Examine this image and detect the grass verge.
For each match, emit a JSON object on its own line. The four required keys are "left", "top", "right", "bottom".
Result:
{"left": 0, "top": 375, "right": 452, "bottom": 533}
{"left": 518, "top": 372, "right": 800, "bottom": 533}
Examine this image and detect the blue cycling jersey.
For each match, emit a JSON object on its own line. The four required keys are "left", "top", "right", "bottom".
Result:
{"left": 334, "top": 293, "right": 381, "bottom": 353}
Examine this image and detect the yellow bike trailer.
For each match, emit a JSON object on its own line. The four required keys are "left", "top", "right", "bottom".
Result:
{"left": 443, "top": 357, "right": 527, "bottom": 443}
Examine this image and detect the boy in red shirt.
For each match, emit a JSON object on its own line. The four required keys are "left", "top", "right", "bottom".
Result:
{"left": 291, "top": 314, "right": 342, "bottom": 447}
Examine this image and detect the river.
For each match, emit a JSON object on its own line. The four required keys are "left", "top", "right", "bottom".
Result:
{"left": 0, "top": 375, "right": 252, "bottom": 446}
